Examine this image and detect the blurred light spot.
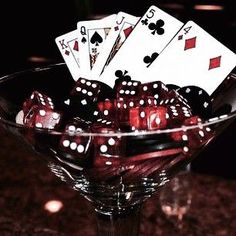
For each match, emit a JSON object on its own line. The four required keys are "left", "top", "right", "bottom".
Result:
{"left": 44, "top": 200, "right": 63, "bottom": 213}
{"left": 159, "top": 3, "right": 184, "bottom": 10}
{"left": 125, "top": 192, "right": 132, "bottom": 200}
{"left": 194, "top": 5, "right": 224, "bottom": 11}
{"left": 89, "top": 14, "right": 110, "bottom": 20}
{"left": 28, "top": 56, "right": 52, "bottom": 63}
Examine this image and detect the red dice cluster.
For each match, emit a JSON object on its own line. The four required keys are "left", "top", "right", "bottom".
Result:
{"left": 17, "top": 77, "right": 214, "bottom": 179}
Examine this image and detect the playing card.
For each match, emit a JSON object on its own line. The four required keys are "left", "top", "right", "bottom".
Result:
{"left": 91, "top": 12, "right": 140, "bottom": 79}
{"left": 146, "top": 21, "right": 236, "bottom": 95}
{"left": 98, "top": 5, "right": 183, "bottom": 87}
{"left": 55, "top": 30, "right": 80, "bottom": 81}
{"left": 77, "top": 14, "right": 116, "bottom": 78}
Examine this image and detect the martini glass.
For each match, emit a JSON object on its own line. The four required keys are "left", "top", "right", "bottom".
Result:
{"left": 0, "top": 63, "right": 235, "bottom": 236}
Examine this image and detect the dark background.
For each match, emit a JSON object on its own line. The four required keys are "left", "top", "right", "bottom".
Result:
{"left": 0, "top": 0, "right": 236, "bottom": 178}
{"left": 1, "top": 0, "right": 236, "bottom": 74}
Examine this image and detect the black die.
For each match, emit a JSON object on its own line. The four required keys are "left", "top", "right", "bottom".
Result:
{"left": 70, "top": 77, "right": 101, "bottom": 102}
{"left": 177, "top": 86, "right": 212, "bottom": 119}
{"left": 59, "top": 117, "right": 92, "bottom": 160}
{"left": 116, "top": 80, "right": 141, "bottom": 99}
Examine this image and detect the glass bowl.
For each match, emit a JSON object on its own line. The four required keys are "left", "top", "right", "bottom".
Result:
{"left": 0, "top": 63, "right": 235, "bottom": 236}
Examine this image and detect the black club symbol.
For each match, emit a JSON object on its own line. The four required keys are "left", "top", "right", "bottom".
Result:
{"left": 141, "top": 18, "right": 148, "bottom": 25}
{"left": 143, "top": 52, "right": 159, "bottom": 67}
{"left": 148, "top": 19, "right": 165, "bottom": 35}
{"left": 115, "top": 70, "right": 131, "bottom": 81}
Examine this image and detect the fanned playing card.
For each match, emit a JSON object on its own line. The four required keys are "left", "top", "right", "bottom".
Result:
{"left": 146, "top": 21, "right": 236, "bottom": 95}
{"left": 77, "top": 14, "right": 116, "bottom": 79}
{"left": 91, "top": 12, "right": 139, "bottom": 79}
{"left": 55, "top": 30, "right": 80, "bottom": 81}
{"left": 98, "top": 5, "right": 184, "bottom": 87}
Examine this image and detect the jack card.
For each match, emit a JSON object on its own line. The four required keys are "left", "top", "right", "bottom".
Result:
{"left": 91, "top": 12, "right": 139, "bottom": 79}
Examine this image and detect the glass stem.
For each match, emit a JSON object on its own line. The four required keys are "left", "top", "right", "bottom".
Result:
{"left": 95, "top": 205, "right": 141, "bottom": 236}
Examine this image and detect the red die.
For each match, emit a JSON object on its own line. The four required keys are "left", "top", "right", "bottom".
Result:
{"left": 133, "top": 96, "right": 157, "bottom": 107}
{"left": 22, "top": 90, "right": 59, "bottom": 129}
{"left": 35, "top": 109, "right": 61, "bottom": 129}
{"left": 166, "top": 104, "right": 192, "bottom": 127}
{"left": 138, "top": 81, "right": 169, "bottom": 103}
{"left": 129, "top": 106, "right": 168, "bottom": 131}
{"left": 184, "top": 116, "right": 215, "bottom": 148}
{"left": 171, "top": 116, "right": 214, "bottom": 153}
{"left": 114, "top": 96, "right": 157, "bottom": 125}
{"left": 97, "top": 99, "right": 116, "bottom": 120}
{"left": 24, "top": 106, "right": 61, "bottom": 129}
{"left": 23, "top": 91, "right": 54, "bottom": 115}
{"left": 92, "top": 119, "right": 124, "bottom": 161}
{"left": 115, "top": 98, "right": 130, "bottom": 125}
{"left": 159, "top": 90, "right": 190, "bottom": 107}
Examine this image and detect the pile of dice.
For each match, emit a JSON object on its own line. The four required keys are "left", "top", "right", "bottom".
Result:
{"left": 16, "top": 76, "right": 214, "bottom": 181}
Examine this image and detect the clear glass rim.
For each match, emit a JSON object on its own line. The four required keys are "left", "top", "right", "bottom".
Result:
{"left": 0, "top": 62, "right": 236, "bottom": 137}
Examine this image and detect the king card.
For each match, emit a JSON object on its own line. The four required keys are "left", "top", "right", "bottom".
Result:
{"left": 55, "top": 30, "right": 80, "bottom": 81}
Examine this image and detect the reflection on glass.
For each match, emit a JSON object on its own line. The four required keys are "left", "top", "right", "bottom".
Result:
{"left": 159, "top": 169, "right": 192, "bottom": 229}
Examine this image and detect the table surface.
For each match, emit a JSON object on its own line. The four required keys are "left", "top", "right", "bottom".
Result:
{"left": 0, "top": 129, "right": 236, "bottom": 236}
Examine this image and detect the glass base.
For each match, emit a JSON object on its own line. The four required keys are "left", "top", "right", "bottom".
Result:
{"left": 96, "top": 205, "right": 141, "bottom": 236}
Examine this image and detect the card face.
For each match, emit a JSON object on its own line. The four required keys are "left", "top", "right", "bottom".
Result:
{"left": 77, "top": 14, "right": 116, "bottom": 78}
{"left": 55, "top": 30, "right": 80, "bottom": 81}
{"left": 91, "top": 12, "right": 139, "bottom": 79}
{"left": 98, "top": 5, "right": 183, "bottom": 87}
{"left": 146, "top": 21, "right": 236, "bottom": 95}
